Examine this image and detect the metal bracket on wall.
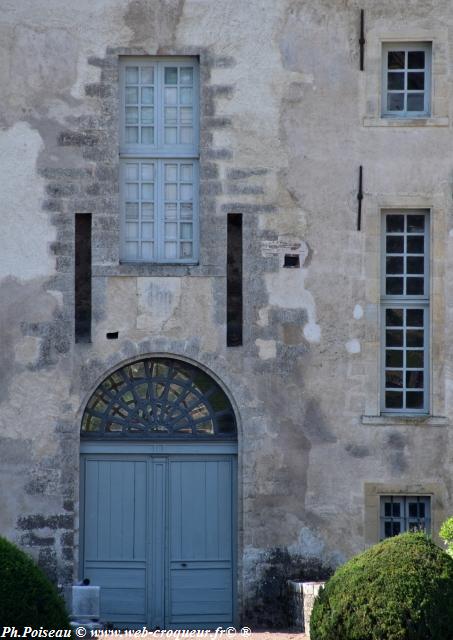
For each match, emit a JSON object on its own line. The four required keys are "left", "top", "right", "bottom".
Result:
{"left": 359, "top": 9, "right": 365, "bottom": 71}
{"left": 357, "top": 165, "right": 363, "bottom": 231}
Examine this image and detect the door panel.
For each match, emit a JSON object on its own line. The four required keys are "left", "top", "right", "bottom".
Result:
{"left": 83, "top": 459, "right": 147, "bottom": 625}
{"left": 168, "top": 459, "right": 233, "bottom": 628}
{"left": 82, "top": 455, "right": 234, "bottom": 629}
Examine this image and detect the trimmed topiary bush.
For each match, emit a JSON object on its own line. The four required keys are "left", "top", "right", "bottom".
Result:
{"left": 0, "top": 536, "right": 70, "bottom": 628}
{"left": 310, "top": 532, "right": 453, "bottom": 640}
{"left": 439, "top": 516, "right": 453, "bottom": 558}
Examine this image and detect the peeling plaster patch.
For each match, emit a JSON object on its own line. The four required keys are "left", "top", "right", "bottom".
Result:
{"left": 288, "top": 526, "right": 325, "bottom": 558}
{"left": 353, "top": 304, "right": 363, "bottom": 320}
{"left": 257, "top": 305, "right": 270, "bottom": 327}
{"left": 303, "top": 323, "right": 321, "bottom": 344}
{"left": 346, "top": 339, "right": 361, "bottom": 354}
{"left": 0, "top": 122, "right": 55, "bottom": 279}
{"left": 265, "top": 269, "right": 321, "bottom": 343}
{"left": 137, "top": 278, "right": 182, "bottom": 332}
{"left": 255, "top": 339, "right": 277, "bottom": 360}
{"left": 14, "top": 337, "right": 41, "bottom": 365}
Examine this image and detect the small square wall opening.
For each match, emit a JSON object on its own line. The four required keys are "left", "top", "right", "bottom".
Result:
{"left": 284, "top": 254, "right": 300, "bottom": 268}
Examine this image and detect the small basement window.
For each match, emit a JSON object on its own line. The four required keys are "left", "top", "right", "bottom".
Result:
{"left": 380, "top": 495, "right": 431, "bottom": 539}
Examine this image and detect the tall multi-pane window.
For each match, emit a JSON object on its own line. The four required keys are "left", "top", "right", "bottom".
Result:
{"left": 120, "top": 58, "right": 199, "bottom": 263}
{"left": 380, "top": 496, "right": 431, "bottom": 539}
{"left": 382, "top": 43, "right": 431, "bottom": 117}
{"left": 381, "top": 211, "right": 429, "bottom": 413}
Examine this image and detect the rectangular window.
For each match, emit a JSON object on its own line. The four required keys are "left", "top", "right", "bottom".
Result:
{"left": 75, "top": 213, "right": 92, "bottom": 343}
{"left": 382, "top": 43, "right": 431, "bottom": 117}
{"left": 380, "top": 496, "right": 431, "bottom": 539}
{"left": 120, "top": 58, "right": 199, "bottom": 263}
{"left": 381, "top": 211, "right": 429, "bottom": 413}
{"left": 227, "top": 214, "right": 243, "bottom": 347}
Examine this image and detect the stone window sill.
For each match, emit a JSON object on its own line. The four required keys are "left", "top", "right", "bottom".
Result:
{"left": 361, "top": 414, "right": 449, "bottom": 427}
{"left": 92, "top": 263, "right": 224, "bottom": 277}
{"left": 363, "top": 116, "right": 449, "bottom": 128}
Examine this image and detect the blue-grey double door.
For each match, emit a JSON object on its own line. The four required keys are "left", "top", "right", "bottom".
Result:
{"left": 81, "top": 454, "right": 235, "bottom": 629}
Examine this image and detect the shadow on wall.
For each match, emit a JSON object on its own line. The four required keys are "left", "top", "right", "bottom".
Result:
{"left": 243, "top": 547, "right": 333, "bottom": 629}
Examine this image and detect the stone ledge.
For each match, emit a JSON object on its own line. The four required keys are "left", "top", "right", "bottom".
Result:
{"left": 361, "top": 415, "right": 449, "bottom": 427}
{"left": 363, "top": 116, "right": 449, "bottom": 127}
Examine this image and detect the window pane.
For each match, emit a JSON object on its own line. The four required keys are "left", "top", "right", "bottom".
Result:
{"left": 386, "top": 309, "right": 403, "bottom": 326}
{"left": 125, "top": 222, "right": 138, "bottom": 239}
{"left": 386, "top": 330, "right": 403, "bottom": 347}
{"left": 126, "top": 67, "right": 139, "bottom": 83}
{"left": 388, "top": 73, "right": 404, "bottom": 90}
{"left": 386, "top": 350, "right": 403, "bottom": 367}
{"left": 165, "top": 67, "right": 178, "bottom": 84}
{"left": 180, "top": 87, "right": 193, "bottom": 105}
{"left": 407, "top": 350, "right": 424, "bottom": 367}
{"left": 393, "top": 522, "right": 401, "bottom": 535}
{"left": 407, "top": 330, "right": 424, "bottom": 347}
{"left": 125, "top": 203, "right": 139, "bottom": 220}
{"left": 387, "top": 215, "right": 405, "bottom": 232}
{"left": 141, "top": 66, "right": 154, "bottom": 84}
{"left": 407, "top": 236, "right": 424, "bottom": 253}
{"left": 141, "top": 163, "right": 154, "bottom": 181}
{"left": 180, "top": 67, "right": 193, "bottom": 85}
{"left": 180, "top": 127, "right": 193, "bottom": 144}
{"left": 386, "top": 277, "right": 404, "bottom": 295}
{"left": 142, "top": 222, "right": 154, "bottom": 240}
{"left": 165, "top": 164, "right": 178, "bottom": 181}
{"left": 388, "top": 93, "right": 404, "bottom": 111}
{"left": 180, "top": 223, "right": 192, "bottom": 240}
{"left": 387, "top": 236, "right": 404, "bottom": 253}
{"left": 408, "top": 72, "right": 424, "bottom": 90}
{"left": 406, "top": 371, "right": 423, "bottom": 389}
{"left": 386, "top": 391, "right": 403, "bottom": 408}
{"left": 180, "top": 242, "right": 193, "bottom": 258}
{"left": 406, "top": 309, "right": 424, "bottom": 326}
{"left": 165, "top": 127, "right": 177, "bottom": 144}
{"left": 408, "top": 51, "right": 425, "bottom": 69}
{"left": 126, "top": 163, "right": 139, "bottom": 180}
{"left": 406, "top": 391, "right": 424, "bottom": 409}
{"left": 126, "top": 87, "right": 138, "bottom": 104}
{"left": 386, "top": 256, "right": 404, "bottom": 274}
{"left": 126, "top": 107, "right": 139, "bottom": 124}
{"left": 386, "top": 371, "right": 403, "bottom": 388}
{"left": 165, "top": 107, "right": 178, "bottom": 124}
{"left": 141, "top": 127, "right": 154, "bottom": 144}
{"left": 141, "top": 87, "right": 154, "bottom": 105}
{"left": 407, "top": 215, "right": 425, "bottom": 232}
{"left": 181, "top": 203, "right": 193, "bottom": 220}
{"left": 388, "top": 51, "right": 405, "bottom": 69}
{"left": 407, "top": 256, "right": 424, "bottom": 274}
{"left": 142, "top": 203, "right": 154, "bottom": 219}
{"left": 165, "top": 87, "right": 178, "bottom": 105}
{"left": 141, "top": 107, "right": 154, "bottom": 124}
{"left": 406, "top": 278, "right": 424, "bottom": 295}
{"left": 407, "top": 94, "right": 424, "bottom": 111}
{"left": 126, "top": 127, "right": 138, "bottom": 143}
{"left": 141, "top": 242, "right": 154, "bottom": 260}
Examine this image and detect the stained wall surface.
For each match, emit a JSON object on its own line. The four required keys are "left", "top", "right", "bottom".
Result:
{"left": 1, "top": 0, "right": 453, "bottom": 625}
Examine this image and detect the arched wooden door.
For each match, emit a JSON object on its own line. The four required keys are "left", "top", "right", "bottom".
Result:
{"left": 79, "top": 358, "right": 238, "bottom": 630}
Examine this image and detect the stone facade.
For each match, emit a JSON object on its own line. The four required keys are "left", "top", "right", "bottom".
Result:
{"left": 1, "top": 0, "right": 453, "bottom": 627}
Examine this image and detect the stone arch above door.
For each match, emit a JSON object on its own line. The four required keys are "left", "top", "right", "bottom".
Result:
{"left": 81, "top": 356, "right": 237, "bottom": 440}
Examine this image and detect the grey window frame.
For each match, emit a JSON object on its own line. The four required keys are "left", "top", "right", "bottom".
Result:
{"left": 381, "top": 42, "right": 432, "bottom": 118}
{"left": 380, "top": 210, "right": 430, "bottom": 414}
{"left": 119, "top": 57, "right": 200, "bottom": 264}
{"left": 380, "top": 495, "right": 431, "bottom": 539}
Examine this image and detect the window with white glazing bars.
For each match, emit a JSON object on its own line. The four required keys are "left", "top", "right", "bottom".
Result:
{"left": 380, "top": 496, "right": 431, "bottom": 539}
{"left": 382, "top": 43, "right": 431, "bottom": 117}
{"left": 119, "top": 58, "right": 199, "bottom": 263}
{"left": 381, "top": 211, "right": 429, "bottom": 413}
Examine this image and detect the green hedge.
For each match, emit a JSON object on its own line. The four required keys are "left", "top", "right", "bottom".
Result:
{"left": 311, "top": 533, "right": 453, "bottom": 640}
{"left": 0, "top": 536, "right": 70, "bottom": 628}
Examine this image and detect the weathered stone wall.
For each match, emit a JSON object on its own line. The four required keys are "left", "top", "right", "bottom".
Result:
{"left": 1, "top": 0, "right": 453, "bottom": 626}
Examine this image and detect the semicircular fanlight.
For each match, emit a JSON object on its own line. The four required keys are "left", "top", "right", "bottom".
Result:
{"left": 81, "top": 358, "right": 237, "bottom": 439}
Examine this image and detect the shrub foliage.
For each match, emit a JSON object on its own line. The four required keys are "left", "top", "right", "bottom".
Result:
{"left": 310, "top": 533, "right": 453, "bottom": 640}
{"left": 0, "top": 536, "right": 70, "bottom": 628}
